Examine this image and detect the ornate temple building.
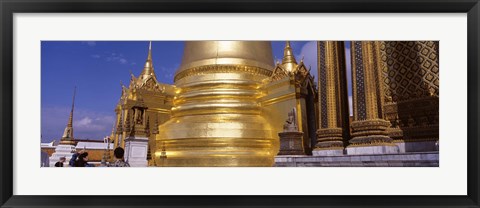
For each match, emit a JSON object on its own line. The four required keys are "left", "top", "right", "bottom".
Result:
{"left": 262, "top": 41, "right": 318, "bottom": 155}
{"left": 112, "top": 42, "right": 174, "bottom": 166}
{"left": 110, "top": 41, "right": 439, "bottom": 167}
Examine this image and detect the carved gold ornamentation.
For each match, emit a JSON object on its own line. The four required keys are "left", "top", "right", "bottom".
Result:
{"left": 175, "top": 64, "right": 273, "bottom": 82}
{"left": 348, "top": 41, "right": 395, "bottom": 147}
{"left": 314, "top": 41, "right": 349, "bottom": 151}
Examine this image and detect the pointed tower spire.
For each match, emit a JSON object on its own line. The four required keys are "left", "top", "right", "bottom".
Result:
{"left": 140, "top": 41, "right": 155, "bottom": 78}
{"left": 148, "top": 41, "right": 152, "bottom": 59}
{"left": 282, "top": 41, "right": 297, "bottom": 65}
{"left": 68, "top": 86, "right": 76, "bottom": 128}
{"left": 61, "top": 86, "right": 76, "bottom": 143}
{"left": 281, "top": 41, "right": 298, "bottom": 72}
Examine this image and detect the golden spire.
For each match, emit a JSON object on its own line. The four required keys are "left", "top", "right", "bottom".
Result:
{"left": 60, "top": 86, "right": 76, "bottom": 143}
{"left": 281, "top": 41, "right": 298, "bottom": 72}
{"left": 148, "top": 41, "right": 152, "bottom": 60}
{"left": 109, "top": 120, "right": 115, "bottom": 139}
{"left": 140, "top": 41, "right": 155, "bottom": 78}
{"left": 67, "top": 86, "right": 76, "bottom": 128}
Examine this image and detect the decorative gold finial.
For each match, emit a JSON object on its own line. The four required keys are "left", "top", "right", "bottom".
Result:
{"left": 282, "top": 41, "right": 297, "bottom": 64}
{"left": 142, "top": 41, "right": 154, "bottom": 75}
{"left": 281, "top": 41, "right": 298, "bottom": 72}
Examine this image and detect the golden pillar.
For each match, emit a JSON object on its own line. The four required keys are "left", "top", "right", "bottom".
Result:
{"left": 155, "top": 41, "right": 278, "bottom": 166}
{"left": 313, "top": 41, "right": 350, "bottom": 156}
{"left": 346, "top": 41, "right": 398, "bottom": 155}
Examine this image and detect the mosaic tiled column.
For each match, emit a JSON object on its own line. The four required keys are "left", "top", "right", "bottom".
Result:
{"left": 380, "top": 41, "right": 439, "bottom": 152}
{"left": 346, "top": 41, "right": 399, "bottom": 155}
{"left": 313, "top": 41, "right": 350, "bottom": 156}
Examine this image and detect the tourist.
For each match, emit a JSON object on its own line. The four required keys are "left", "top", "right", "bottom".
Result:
{"left": 54, "top": 157, "right": 66, "bottom": 167}
{"left": 69, "top": 150, "right": 84, "bottom": 167}
{"left": 74, "top": 152, "right": 93, "bottom": 167}
{"left": 108, "top": 147, "right": 130, "bottom": 167}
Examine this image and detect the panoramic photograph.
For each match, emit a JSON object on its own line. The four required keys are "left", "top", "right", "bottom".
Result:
{"left": 40, "top": 41, "right": 439, "bottom": 167}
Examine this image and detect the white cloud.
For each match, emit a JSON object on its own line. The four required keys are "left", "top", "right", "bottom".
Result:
{"left": 105, "top": 52, "right": 128, "bottom": 64}
{"left": 77, "top": 117, "right": 92, "bottom": 127}
{"left": 74, "top": 115, "right": 113, "bottom": 132}
{"left": 91, "top": 54, "right": 101, "bottom": 59}
{"left": 41, "top": 106, "right": 115, "bottom": 142}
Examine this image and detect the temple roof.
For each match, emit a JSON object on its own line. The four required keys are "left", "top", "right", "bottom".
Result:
{"left": 128, "top": 42, "right": 164, "bottom": 91}
{"left": 269, "top": 42, "right": 314, "bottom": 83}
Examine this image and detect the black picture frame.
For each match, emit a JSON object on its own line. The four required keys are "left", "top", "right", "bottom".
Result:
{"left": 1, "top": 0, "right": 479, "bottom": 207}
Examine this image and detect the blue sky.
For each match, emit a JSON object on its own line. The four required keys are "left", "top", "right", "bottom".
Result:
{"left": 41, "top": 41, "right": 351, "bottom": 143}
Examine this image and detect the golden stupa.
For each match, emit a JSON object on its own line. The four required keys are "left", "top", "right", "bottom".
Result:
{"left": 155, "top": 41, "right": 277, "bottom": 166}
{"left": 113, "top": 41, "right": 319, "bottom": 167}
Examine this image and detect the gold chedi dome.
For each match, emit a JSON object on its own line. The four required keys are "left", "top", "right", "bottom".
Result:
{"left": 176, "top": 41, "right": 274, "bottom": 76}
{"left": 156, "top": 41, "right": 278, "bottom": 166}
